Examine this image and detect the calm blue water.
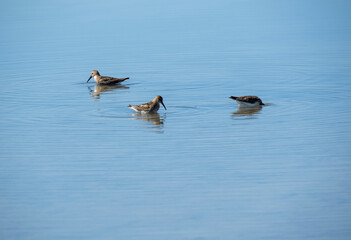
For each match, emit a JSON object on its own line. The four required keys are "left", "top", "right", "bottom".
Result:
{"left": 1, "top": 0, "right": 351, "bottom": 239}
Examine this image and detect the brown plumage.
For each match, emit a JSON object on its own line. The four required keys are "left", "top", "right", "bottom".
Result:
{"left": 129, "top": 96, "right": 167, "bottom": 113}
{"left": 229, "top": 96, "right": 264, "bottom": 106}
{"left": 87, "top": 70, "right": 129, "bottom": 85}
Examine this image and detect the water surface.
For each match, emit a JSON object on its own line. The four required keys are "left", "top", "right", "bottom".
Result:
{"left": 1, "top": 0, "right": 351, "bottom": 239}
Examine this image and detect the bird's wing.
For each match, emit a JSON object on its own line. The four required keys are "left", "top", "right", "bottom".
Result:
{"left": 237, "top": 96, "right": 260, "bottom": 103}
{"left": 131, "top": 101, "right": 153, "bottom": 112}
{"left": 100, "top": 76, "right": 127, "bottom": 84}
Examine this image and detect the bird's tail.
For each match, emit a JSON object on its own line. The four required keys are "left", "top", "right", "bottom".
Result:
{"left": 229, "top": 96, "right": 237, "bottom": 100}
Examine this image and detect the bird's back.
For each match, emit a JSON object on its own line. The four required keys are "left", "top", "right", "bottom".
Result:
{"left": 129, "top": 100, "right": 157, "bottom": 113}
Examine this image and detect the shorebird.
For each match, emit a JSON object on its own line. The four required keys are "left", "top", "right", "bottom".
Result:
{"left": 229, "top": 96, "right": 264, "bottom": 107}
{"left": 87, "top": 70, "right": 129, "bottom": 85}
{"left": 129, "top": 96, "right": 167, "bottom": 113}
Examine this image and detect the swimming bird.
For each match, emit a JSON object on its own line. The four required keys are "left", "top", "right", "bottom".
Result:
{"left": 87, "top": 70, "right": 129, "bottom": 85}
{"left": 229, "top": 96, "right": 264, "bottom": 107}
{"left": 129, "top": 96, "right": 167, "bottom": 113}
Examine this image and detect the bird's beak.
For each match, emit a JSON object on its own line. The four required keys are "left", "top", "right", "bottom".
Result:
{"left": 87, "top": 76, "right": 92, "bottom": 83}
{"left": 161, "top": 101, "right": 167, "bottom": 110}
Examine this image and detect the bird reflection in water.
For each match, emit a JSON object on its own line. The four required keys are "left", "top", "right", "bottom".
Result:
{"left": 88, "top": 84, "right": 129, "bottom": 99}
{"left": 131, "top": 112, "right": 165, "bottom": 133}
{"left": 232, "top": 106, "right": 262, "bottom": 120}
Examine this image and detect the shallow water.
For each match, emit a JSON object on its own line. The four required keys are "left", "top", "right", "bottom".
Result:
{"left": 1, "top": 0, "right": 351, "bottom": 239}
